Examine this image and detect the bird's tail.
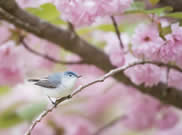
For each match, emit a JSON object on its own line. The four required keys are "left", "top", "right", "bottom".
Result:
{"left": 28, "top": 79, "right": 40, "bottom": 82}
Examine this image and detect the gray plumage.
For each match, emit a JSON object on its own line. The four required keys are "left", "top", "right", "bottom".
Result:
{"left": 30, "top": 73, "right": 62, "bottom": 88}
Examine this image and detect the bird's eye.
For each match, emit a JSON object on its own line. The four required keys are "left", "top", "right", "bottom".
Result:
{"left": 69, "top": 74, "right": 72, "bottom": 77}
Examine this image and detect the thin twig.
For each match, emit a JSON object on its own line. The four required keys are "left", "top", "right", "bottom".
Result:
{"left": 67, "top": 22, "right": 75, "bottom": 33}
{"left": 20, "top": 38, "right": 84, "bottom": 65}
{"left": 111, "top": 16, "right": 124, "bottom": 48}
{"left": 129, "top": 60, "right": 182, "bottom": 73}
{"left": 25, "top": 60, "right": 182, "bottom": 135}
{"left": 25, "top": 62, "right": 181, "bottom": 135}
{"left": 25, "top": 63, "right": 139, "bottom": 135}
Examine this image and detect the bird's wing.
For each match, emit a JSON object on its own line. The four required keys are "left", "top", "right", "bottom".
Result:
{"left": 34, "top": 79, "right": 59, "bottom": 88}
{"left": 34, "top": 74, "right": 61, "bottom": 88}
{"left": 29, "top": 73, "right": 61, "bottom": 88}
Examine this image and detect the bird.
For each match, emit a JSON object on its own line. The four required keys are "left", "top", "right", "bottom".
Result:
{"left": 28, "top": 71, "right": 81, "bottom": 104}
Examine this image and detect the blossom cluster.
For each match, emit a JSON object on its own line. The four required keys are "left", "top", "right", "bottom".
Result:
{"left": 1, "top": 0, "right": 182, "bottom": 135}
{"left": 0, "top": 23, "right": 60, "bottom": 86}
{"left": 54, "top": 0, "right": 133, "bottom": 26}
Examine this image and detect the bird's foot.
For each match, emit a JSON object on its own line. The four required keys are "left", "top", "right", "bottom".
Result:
{"left": 48, "top": 96, "right": 57, "bottom": 106}
{"left": 67, "top": 95, "right": 72, "bottom": 99}
{"left": 54, "top": 95, "right": 72, "bottom": 105}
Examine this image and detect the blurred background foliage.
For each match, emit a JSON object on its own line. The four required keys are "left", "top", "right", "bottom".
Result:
{"left": 1, "top": 0, "right": 182, "bottom": 135}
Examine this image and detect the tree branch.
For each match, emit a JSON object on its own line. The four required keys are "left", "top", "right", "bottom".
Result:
{"left": 67, "top": 22, "right": 76, "bottom": 34}
{"left": 0, "top": 2, "right": 112, "bottom": 72}
{"left": 127, "top": 60, "right": 182, "bottom": 73}
{"left": 1, "top": 0, "right": 182, "bottom": 111}
{"left": 20, "top": 37, "right": 84, "bottom": 65}
{"left": 110, "top": 16, "right": 124, "bottom": 48}
{"left": 25, "top": 63, "right": 134, "bottom": 135}
{"left": 159, "top": 0, "right": 182, "bottom": 12}
{"left": 24, "top": 61, "right": 182, "bottom": 135}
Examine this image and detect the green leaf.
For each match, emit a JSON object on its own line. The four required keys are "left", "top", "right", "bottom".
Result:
{"left": 130, "top": 1, "right": 145, "bottom": 10}
{"left": 149, "top": 0, "right": 160, "bottom": 6}
{"left": 50, "top": 18, "right": 66, "bottom": 25}
{"left": 96, "top": 24, "right": 116, "bottom": 32}
{"left": 77, "top": 22, "right": 137, "bottom": 37}
{"left": 0, "top": 86, "right": 10, "bottom": 96}
{"left": 26, "top": 3, "right": 59, "bottom": 20}
{"left": 17, "top": 102, "right": 46, "bottom": 121}
{"left": 0, "top": 101, "right": 46, "bottom": 128}
{"left": 165, "top": 12, "right": 182, "bottom": 19}
{"left": 77, "top": 27, "right": 94, "bottom": 35}
{"left": 96, "top": 23, "right": 137, "bottom": 35}
{"left": 159, "top": 25, "right": 171, "bottom": 39}
{"left": 125, "top": 7, "right": 173, "bottom": 16}
{"left": 0, "top": 103, "right": 23, "bottom": 128}
{"left": 26, "top": 3, "right": 66, "bottom": 25}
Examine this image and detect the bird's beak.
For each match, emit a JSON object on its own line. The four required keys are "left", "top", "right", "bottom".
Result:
{"left": 77, "top": 75, "right": 82, "bottom": 78}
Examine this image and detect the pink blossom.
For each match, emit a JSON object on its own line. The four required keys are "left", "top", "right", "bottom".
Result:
{"left": 131, "top": 23, "right": 164, "bottom": 60}
{"left": 170, "top": 23, "right": 182, "bottom": 41}
{"left": 155, "top": 119, "right": 182, "bottom": 135}
{"left": 124, "top": 64, "right": 162, "bottom": 87}
{"left": 122, "top": 95, "right": 161, "bottom": 130}
{"left": 76, "top": 76, "right": 115, "bottom": 97}
{"left": 0, "top": 34, "right": 60, "bottom": 86}
{"left": 0, "top": 42, "right": 24, "bottom": 86}
{"left": 93, "top": 0, "right": 133, "bottom": 16}
{"left": 66, "top": 54, "right": 104, "bottom": 77}
{"left": 19, "top": 34, "right": 60, "bottom": 71}
{"left": 86, "top": 83, "right": 124, "bottom": 118}
{"left": 106, "top": 46, "right": 125, "bottom": 67}
{"left": 55, "top": 0, "right": 98, "bottom": 26}
{"left": 155, "top": 107, "right": 179, "bottom": 130}
{"left": 159, "top": 38, "right": 177, "bottom": 64}
{"left": 66, "top": 54, "right": 114, "bottom": 98}
{"left": 0, "top": 23, "right": 11, "bottom": 45}
{"left": 159, "top": 23, "right": 182, "bottom": 67}
{"left": 159, "top": 34, "right": 182, "bottom": 64}
{"left": 31, "top": 120, "right": 54, "bottom": 135}
{"left": 55, "top": 0, "right": 133, "bottom": 26}
{"left": 52, "top": 115, "right": 95, "bottom": 135}
{"left": 104, "top": 32, "right": 125, "bottom": 67}
{"left": 168, "top": 69, "right": 182, "bottom": 89}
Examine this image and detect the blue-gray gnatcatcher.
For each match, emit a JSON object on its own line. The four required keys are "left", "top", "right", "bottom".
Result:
{"left": 29, "top": 71, "right": 81, "bottom": 104}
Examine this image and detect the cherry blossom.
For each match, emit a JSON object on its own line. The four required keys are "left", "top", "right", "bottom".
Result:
{"left": 55, "top": 0, "right": 133, "bottom": 26}
{"left": 0, "top": 42, "right": 24, "bottom": 86}
{"left": 125, "top": 64, "right": 163, "bottom": 87}
{"left": 131, "top": 23, "right": 164, "bottom": 60}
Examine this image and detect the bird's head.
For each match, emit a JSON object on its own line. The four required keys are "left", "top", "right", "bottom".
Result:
{"left": 63, "top": 71, "right": 82, "bottom": 79}
{"left": 61, "top": 71, "right": 81, "bottom": 89}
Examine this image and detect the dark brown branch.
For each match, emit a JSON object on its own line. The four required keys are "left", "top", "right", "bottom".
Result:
{"left": 111, "top": 16, "right": 124, "bottom": 48}
{"left": 67, "top": 22, "right": 75, "bottom": 33}
{"left": 20, "top": 37, "right": 84, "bottom": 65}
{"left": 1, "top": 0, "right": 182, "bottom": 110}
{"left": 159, "top": 0, "right": 182, "bottom": 12}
